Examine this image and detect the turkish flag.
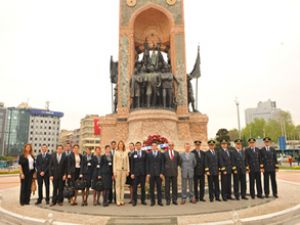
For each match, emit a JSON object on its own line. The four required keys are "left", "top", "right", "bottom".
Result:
{"left": 94, "top": 118, "right": 101, "bottom": 136}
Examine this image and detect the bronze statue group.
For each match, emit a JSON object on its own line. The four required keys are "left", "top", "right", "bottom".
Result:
{"left": 18, "top": 136, "right": 278, "bottom": 208}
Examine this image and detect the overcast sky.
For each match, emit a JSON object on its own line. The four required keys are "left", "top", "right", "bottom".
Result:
{"left": 1, "top": 0, "right": 300, "bottom": 138}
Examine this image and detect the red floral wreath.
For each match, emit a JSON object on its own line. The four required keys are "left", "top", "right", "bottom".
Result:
{"left": 143, "top": 134, "right": 169, "bottom": 151}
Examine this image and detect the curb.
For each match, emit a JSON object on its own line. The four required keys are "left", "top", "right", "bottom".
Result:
{"left": 0, "top": 205, "right": 80, "bottom": 225}
{"left": 191, "top": 203, "right": 300, "bottom": 225}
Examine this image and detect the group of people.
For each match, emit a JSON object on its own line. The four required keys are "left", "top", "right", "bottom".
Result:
{"left": 18, "top": 136, "right": 279, "bottom": 208}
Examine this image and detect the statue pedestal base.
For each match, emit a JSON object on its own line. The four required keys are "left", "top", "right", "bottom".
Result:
{"left": 99, "top": 109, "right": 208, "bottom": 150}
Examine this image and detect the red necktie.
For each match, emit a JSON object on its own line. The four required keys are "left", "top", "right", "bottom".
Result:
{"left": 170, "top": 150, "right": 174, "bottom": 160}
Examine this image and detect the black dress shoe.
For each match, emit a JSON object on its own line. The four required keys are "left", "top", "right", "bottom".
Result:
{"left": 50, "top": 203, "right": 56, "bottom": 207}
{"left": 242, "top": 196, "right": 248, "bottom": 200}
{"left": 265, "top": 195, "right": 269, "bottom": 198}
{"left": 273, "top": 195, "right": 278, "bottom": 198}
{"left": 251, "top": 196, "right": 255, "bottom": 199}
{"left": 35, "top": 201, "right": 41, "bottom": 205}
{"left": 166, "top": 201, "right": 171, "bottom": 206}
{"left": 210, "top": 199, "right": 214, "bottom": 202}
{"left": 141, "top": 202, "right": 147, "bottom": 205}
{"left": 216, "top": 199, "right": 221, "bottom": 202}
{"left": 200, "top": 199, "right": 206, "bottom": 202}
{"left": 132, "top": 202, "right": 137, "bottom": 207}
{"left": 150, "top": 202, "right": 155, "bottom": 207}
{"left": 257, "top": 195, "right": 264, "bottom": 199}
{"left": 223, "top": 198, "right": 227, "bottom": 202}
{"left": 173, "top": 201, "right": 178, "bottom": 205}
{"left": 158, "top": 202, "right": 163, "bottom": 206}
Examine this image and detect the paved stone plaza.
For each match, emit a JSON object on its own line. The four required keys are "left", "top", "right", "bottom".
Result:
{"left": 0, "top": 171, "right": 300, "bottom": 225}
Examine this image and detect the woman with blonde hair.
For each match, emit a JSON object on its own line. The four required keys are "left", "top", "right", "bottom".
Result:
{"left": 19, "top": 144, "right": 35, "bottom": 205}
{"left": 113, "top": 141, "right": 130, "bottom": 206}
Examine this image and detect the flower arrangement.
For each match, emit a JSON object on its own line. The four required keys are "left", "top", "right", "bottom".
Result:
{"left": 142, "top": 134, "right": 169, "bottom": 151}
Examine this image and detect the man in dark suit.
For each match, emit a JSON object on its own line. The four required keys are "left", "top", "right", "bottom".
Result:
{"left": 245, "top": 138, "right": 263, "bottom": 199}
{"left": 231, "top": 139, "right": 248, "bottom": 200}
{"left": 131, "top": 142, "right": 147, "bottom": 206}
{"left": 147, "top": 142, "right": 164, "bottom": 206}
{"left": 35, "top": 144, "right": 51, "bottom": 205}
{"left": 205, "top": 140, "right": 220, "bottom": 202}
{"left": 163, "top": 141, "right": 180, "bottom": 205}
{"left": 191, "top": 140, "right": 206, "bottom": 202}
{"left": 49, "top": 145, "right": 67, "bottom": 206}
{"left": 218, "top": 139, "right": 233, "bottom": 201}
{"left": 260, "top": 137, "right": 278, "bottom": 198}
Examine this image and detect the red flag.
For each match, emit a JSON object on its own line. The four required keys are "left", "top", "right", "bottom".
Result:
{"left": 94, "top": 118, "right": 101, "bottom": 135}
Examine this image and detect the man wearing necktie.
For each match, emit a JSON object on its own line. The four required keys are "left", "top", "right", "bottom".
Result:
{"left": 245, "top": 138, "right": 263, "bottom": 199}
{"left": 49, "top": 145, "right": 67, "bottom": 207}
{"left": 219, "top": 139, "right": 233, "bottom": 201}
{"left": 260, "top": 137, "right": 278, "bottom": 198}
{"left": 35, "top": 144, "right": 51, "bottom": 205}
{"left": 191, "top": 140, "right": 206, "bottom": 202}
{"left": 131, "top": 142, "right": 147, "bottom": 206}
{"left": 163, "top": 142, "right": 181, "bottom": 205}
{"left": 180, "top": 143, "right": 197, "bottom": 205}
{"left": 146, "top": 142, "right": 164, "bottom": 206}
{"left": 205, "top": 140, "right": 220, "bottom": 202}
{"left": 231, "top": 139, "right": 248, "bottom": 200}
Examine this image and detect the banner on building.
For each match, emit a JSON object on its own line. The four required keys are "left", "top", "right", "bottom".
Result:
{"left": 94, "top": 118, "right": 101, "bottom": 136}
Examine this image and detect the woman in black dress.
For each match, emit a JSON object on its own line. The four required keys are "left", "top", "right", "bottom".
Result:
{"left": 80, "top": 147, "right": 93, "bottom": 206}
{"left": 101, "top": 145, "right": 113, "bottom": 207}
{"left": 67, "top": 144, "right": 83, "bottom": 206}
{"left": 18, "top": 144, "right": 35, "bottom": 205}
{"left": 91, "top": 147, "right": 102, "bottom": 206}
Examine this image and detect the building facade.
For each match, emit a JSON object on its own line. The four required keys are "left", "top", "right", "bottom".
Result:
{"left": 59, "top": 129, "right": 80, "bottom": 147}
{"left": 4, "top": 107, "right": 30, "bottom": 156}
{"left": 0, "top": 103, "right": 7, "bottom": 156}
{"left": 28, "top": 109, "right": 64, "bottom": 154}
{"left": 3, "top": 105, "right": 63, "bottom": 156}
{"left": 245, "top": 99, "right": 282, "bottom": 124}
{"left": 80, "top": 115, "right": 100, "bottom": 152}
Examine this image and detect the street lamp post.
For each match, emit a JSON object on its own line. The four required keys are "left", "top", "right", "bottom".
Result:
{"left": 235, "top": 98, "right": 241, "bottom": 139}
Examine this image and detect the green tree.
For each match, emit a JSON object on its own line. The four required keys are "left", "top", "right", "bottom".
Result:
{"left": 216, "top": 128, "right": 230, "bottom": 143}
{"left": 228, "top": 129, "right": 240, "bottom": 141}
{"left": 242, "top": 110, "right": 300, "bottom": 141}
{"left": 242, "top": 118, "right": 266, "bottom": 139}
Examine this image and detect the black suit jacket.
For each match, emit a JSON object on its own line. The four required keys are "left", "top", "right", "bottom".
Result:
{"left": 146, "top": 151, "right": 164, "bottom": 176}
{"left": 49, "top": 152, "right": 67, "bottom": 179}
{"left": 205, "top": 150, "right": 219, "bottom": 176}
{"left": 67, "top": 152, "right": 83, "bottom": 176}
{"left": 231, "top": 149, "right": 246, "bottom": 174}
{"left": 191, "top": 149, "right": 206, "bottom": 176}
{"left": 218, "top": 148, "right": 232, "bottom": 174}
{"left": 80, "top": 154, "right": 93, "bottom": 178}
{"left": 245, "top": 147, "right": 262, "bottom": 173}
{"left": 260, "top": 147, "right": 278, "bottom": 172}
{"left": 36, "top": 153, "right": 50, "bottom": 176}
{"left": 131, "top": 150, "right": 147, "bottom": 176}
{"left": 163, "top": 149, "right": 180, "bottom": 177}
{"left": 18, "top": 154, "right": 36, "bottom": 175}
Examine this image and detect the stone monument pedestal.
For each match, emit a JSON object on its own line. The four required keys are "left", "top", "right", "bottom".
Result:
{"left": 99, "top": 109, "right": 208, "bottom": 150}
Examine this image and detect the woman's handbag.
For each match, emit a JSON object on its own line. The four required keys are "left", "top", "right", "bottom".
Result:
{"left": 63, "top": 180, "right": 75, "bottom": 198}
{"left": 94, "top": 179, "right": 104, "bottom": 192}
{"left": 74, "top": 179, "right": 86, "bottom": 190}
